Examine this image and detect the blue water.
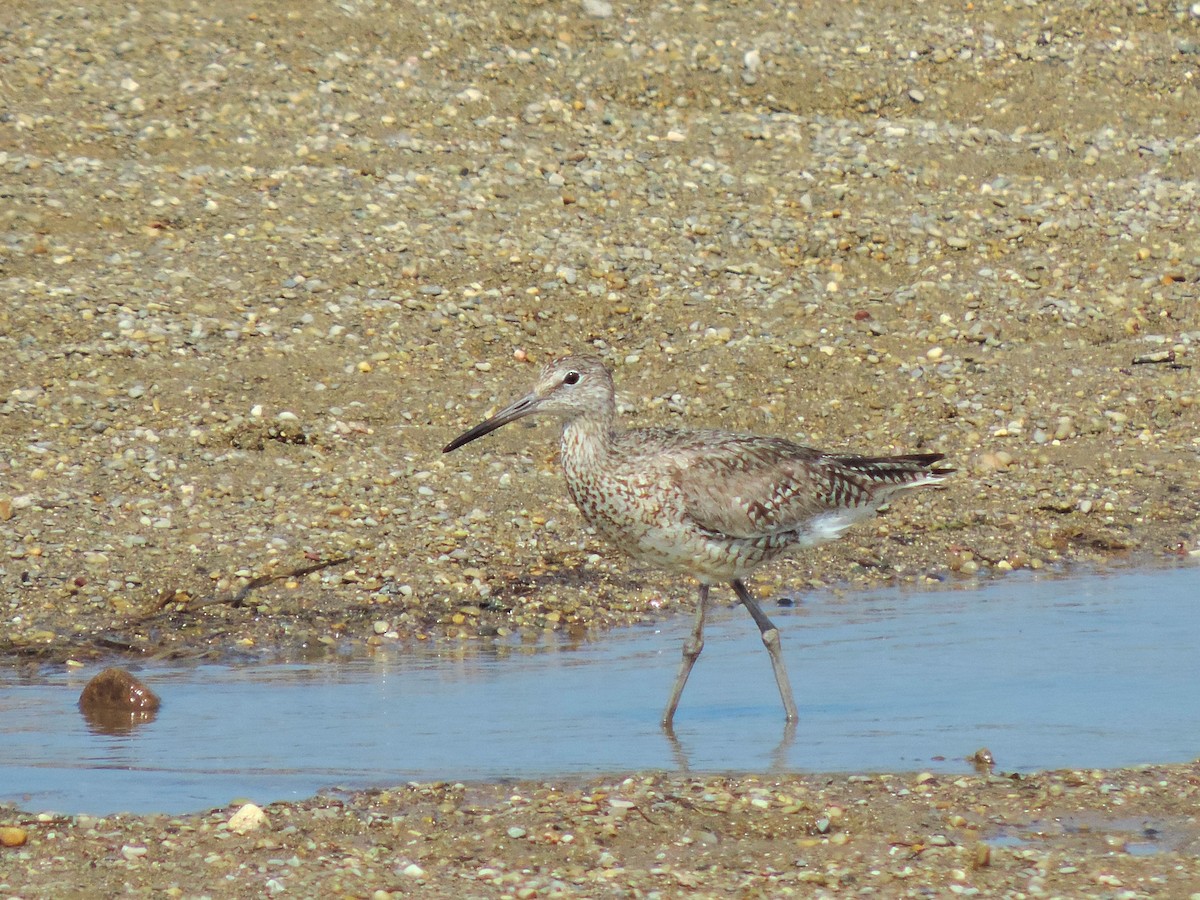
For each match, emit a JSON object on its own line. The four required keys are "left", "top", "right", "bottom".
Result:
{"left": 1, "top": 565, "right": 1196, "bottom": 815}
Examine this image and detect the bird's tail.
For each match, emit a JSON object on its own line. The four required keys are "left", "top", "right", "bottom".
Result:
{"left": 830, "top": 452, "right": 953, "bottom": 488}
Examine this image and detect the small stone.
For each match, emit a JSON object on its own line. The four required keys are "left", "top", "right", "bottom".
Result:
{"left": 973, "top": 450, "right": 1014, "bottom": 473}
{"left": 507, "top": 826, "right": 527, "bottom": 838}
{"left": 0, "top": 826, "right": 28, "bottom": 847}
{"left": 83, "top": 551, "right": 110, "bottom": 569}
{"left": 228, "top": 803, "right": 268, "bottom": 834}
{"left": 966, "top": 321, "right": 999, "bottom": 343}
{"left": 401, "top": 862, "right": 426, "bottom": 878}
{"left": 581, "top": 0, "right": 613, "bottom": 17}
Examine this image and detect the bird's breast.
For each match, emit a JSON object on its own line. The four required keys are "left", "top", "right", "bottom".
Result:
{"left": 560, "top": 455, "right": 783, "bottom": 581}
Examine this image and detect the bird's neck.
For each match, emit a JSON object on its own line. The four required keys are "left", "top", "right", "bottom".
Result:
{"left": 560, "top": 412, "right": 615, "bottom": 468}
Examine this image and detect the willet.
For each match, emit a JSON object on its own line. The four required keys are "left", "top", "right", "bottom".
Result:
{"left": 443, "top": 355, "right": 952, "bottom": 726}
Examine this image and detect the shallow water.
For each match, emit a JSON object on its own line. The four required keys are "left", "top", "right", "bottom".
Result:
{"left": 2, "top": 566, "right": 1196, "bottom": 815}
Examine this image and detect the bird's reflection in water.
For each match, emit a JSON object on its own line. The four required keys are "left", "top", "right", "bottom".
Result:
{"left": 664, "top": 719, "right": 798, "bottom": 772}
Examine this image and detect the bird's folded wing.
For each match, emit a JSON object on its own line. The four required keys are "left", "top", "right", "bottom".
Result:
{"left": 671, "top": 437, "right": 869, "bottom": 539}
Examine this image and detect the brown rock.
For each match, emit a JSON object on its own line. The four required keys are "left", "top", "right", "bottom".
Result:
{"left": 78, "top": 668, "right": 161, "bottom": 733}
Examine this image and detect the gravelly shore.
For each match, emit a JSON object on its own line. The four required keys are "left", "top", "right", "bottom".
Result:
{"left": 4, "top": 764, "right": 1200, "bottom": 899}
{"left": 2, "top": 0, "right": 1200, "bottom": 895}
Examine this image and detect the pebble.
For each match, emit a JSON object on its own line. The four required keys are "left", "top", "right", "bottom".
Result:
{"left": 581, "top": 0, "right": 613, "bottom": 17}
{"left": 228, "top": 803, "right": 268, "bottom": 834}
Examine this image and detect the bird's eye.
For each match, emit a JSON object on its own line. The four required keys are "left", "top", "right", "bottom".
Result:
{"left": 563, "top": 371, "right": 581, "bottom": 385}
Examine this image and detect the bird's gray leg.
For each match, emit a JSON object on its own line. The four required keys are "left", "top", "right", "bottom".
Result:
{"left": 662, "top": 584, "right": 709, "bottom": 728}
{"left": 731, "top": 579, "right": 799, "bottom": 722}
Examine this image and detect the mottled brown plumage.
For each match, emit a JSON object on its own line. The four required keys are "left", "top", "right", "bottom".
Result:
{"left": 444, "top": 354, "right": 952, "bottom": 726}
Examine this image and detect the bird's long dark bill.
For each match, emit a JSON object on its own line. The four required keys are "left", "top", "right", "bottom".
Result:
{"left": 442, "top": 394, "right": 539, "bottom": 453}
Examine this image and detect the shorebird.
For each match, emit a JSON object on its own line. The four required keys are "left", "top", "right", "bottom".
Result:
{"left": 443, "top": 355, "right": 951, "bottom": 726}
